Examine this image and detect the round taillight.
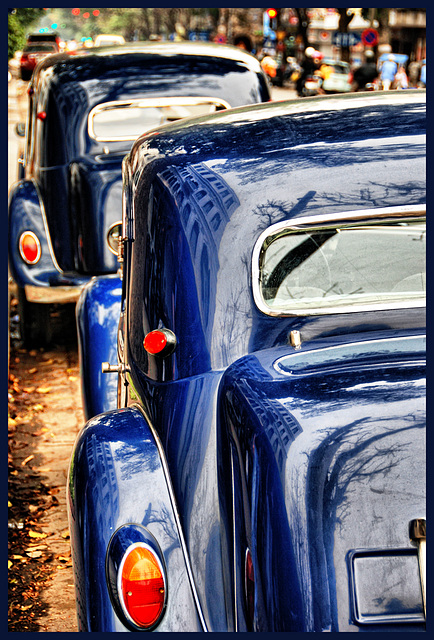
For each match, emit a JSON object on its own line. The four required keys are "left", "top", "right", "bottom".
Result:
{"left": 37, "top": 111, "right": 47, "bottom": 121}
{"left": 119, "top": 545, "right": 166, "bottom": 629}
{"left": 143, "top": 329, "right": 177, "bottom": 357}
{"left": 19, "top": 231, "right": 41, "bottom": 265}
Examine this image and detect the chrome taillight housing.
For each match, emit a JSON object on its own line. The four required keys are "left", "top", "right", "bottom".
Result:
{"left": 19, "top": 231, "right": 41, "bottom": 265}
{"left": 106, "top": 525, "right": 167, "bottom": 631}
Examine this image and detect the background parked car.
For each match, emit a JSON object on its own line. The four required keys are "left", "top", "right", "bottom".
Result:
{"left": 19, "top": 42, "right": 59, "bottom": 80}
{"left": 319, "top": 58, "right": 352, "bottom": 93}
{"left": 93, "top": 33, "right": 125, "bottom": 47}
{"left": 8, "top": 41, "right": 271, "bottom": 348}
{"left": 71, "top": 90, "right": 425, "bottom": 632}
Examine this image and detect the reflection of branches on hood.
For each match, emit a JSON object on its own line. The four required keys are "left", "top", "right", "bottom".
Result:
{"left": 216, "top": 287, "right": 251, "bottom": 365}
{"left": 253, "top": 199, "right": 290, "bottom": 228}
{"left": 305, "top": 414, "right": 423, "bottom": 630}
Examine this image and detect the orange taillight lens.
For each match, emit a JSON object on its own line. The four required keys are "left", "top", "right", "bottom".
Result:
{"left": 19, "top": 231, "right": 41, "bottom": 265}
{"left": 120, "top": 546, "right": 165, "bottom": 629}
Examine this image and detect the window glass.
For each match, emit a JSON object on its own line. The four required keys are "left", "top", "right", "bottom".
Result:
{"left": 89, "top": 98, "right": 229, "bottom": 141}
{"left": 257, "top": 217, "right": 425, "bottom": 315}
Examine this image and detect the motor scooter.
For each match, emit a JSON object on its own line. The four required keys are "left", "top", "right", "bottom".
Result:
{"left": 300, "top": 73, "right": 323, "bottom": 96}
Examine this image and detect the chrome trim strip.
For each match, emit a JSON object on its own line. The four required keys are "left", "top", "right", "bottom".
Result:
{"left": 273, "top": 334, "right": 426, "bottom": 377}
{"left": 252, "top": 205, "right": 426, "bottom": 317}
{"left": 88, "top": 96, "right": 231, "bottom": 142}
{"left": 133, "top": 403, "right": 208, "bottom": 631}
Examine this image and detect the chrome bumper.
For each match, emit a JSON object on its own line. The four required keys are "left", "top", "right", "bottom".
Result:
{"left": 24, "top": 284, "right": 84, "bottom": 304}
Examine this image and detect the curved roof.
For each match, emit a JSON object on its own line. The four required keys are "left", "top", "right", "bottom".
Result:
{"left": 129, "top": 90, "right": 426, "bottom": 222}
{"left": 33, "top": 40, "right": 264, "bottom": 79}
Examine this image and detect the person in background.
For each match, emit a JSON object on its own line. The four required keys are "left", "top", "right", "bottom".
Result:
{"left": 380, "top": 54, "right": 398, "bottom": 90}
{"left": 351, "top": 49, "right": 378, "bottom": 91}
{"left": 296, "top": 46, "right": 318, "bottom": 96}
{"left": 408, "top": 57, "right": 421, "bottom": 87}
{"left": 418, "top": 59, "right": 426, "bottom": 88}
{"left": 233, "top": 34, "right": 253, "bottom": 53}
{"left": 394, "top": 65, "right": 409, "bottom": 89}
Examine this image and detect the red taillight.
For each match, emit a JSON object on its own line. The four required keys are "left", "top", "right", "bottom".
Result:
{"left": 19, "top": 231, "right": 41, "bottom": 265}
{"left": 245, "top": 548, "right": 255, "bottom": 626}
{"left": 144, "top": 330, "right": 167, "bottom": 354}
{"left": 120, "top": 545, "right": 165, "bottom": 629}
{"left": 37, "top": 111, "right": 47, "bottom": 121}
{"left": 143, "top": 329, "right": 177, "bottom": 357}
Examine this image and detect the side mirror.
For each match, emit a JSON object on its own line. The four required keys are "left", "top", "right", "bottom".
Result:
{"left": 15, "top": 123, "right": 26, "bottom": 137}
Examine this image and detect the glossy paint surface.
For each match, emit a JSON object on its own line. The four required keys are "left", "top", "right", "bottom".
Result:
{"left": 67, "top": 407, "right": 205, "bottom": 632}
{"left": 8, "top": 179, "right": 89, "bottom": 290}
{"left": 126, "top": 92, "right": 426, "bottom": 378}
{"left": 9, "top": 42, "right": 270, "bottom": 286}
{"left": 73, "top": 92, "right": 426, "bottom": 631}
{"left": 76, "top": 275, "right": 121, "bottom": 420}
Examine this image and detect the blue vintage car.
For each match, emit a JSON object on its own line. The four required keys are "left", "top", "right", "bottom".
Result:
{"left": 69, "top": 90, "right": 426, "bottom": 632}
{"left": 8, "top": 41, "right": 270, "bottom": 347}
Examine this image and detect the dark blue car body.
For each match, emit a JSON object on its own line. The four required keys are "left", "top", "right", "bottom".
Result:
{"left": 8, "top": 41, "right": 270, "bottom": 346}
{"left": 70, "top": 91, "right": 426, "bottom": 632}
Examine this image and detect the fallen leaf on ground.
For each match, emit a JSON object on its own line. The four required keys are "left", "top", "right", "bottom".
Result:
{"left": 21, "top": 454, "right": 35, "bottom": 467}
{"left": 61, "top": 530, "right": 70, "bottom": 539}
{"left": 36, "top": 387, "right": 51, "bottom": 394}
{"left": 68, "top": 376, "right": 78, "bottom": 382}
{"left": 26, "top": 550, "right": 43, "bottom": 558}
{"left": 28, "top": 531, "right": 47, "bottom": 539}
{"left": 25, "top": 545, "right": 47, "bottom": 551}
{"left": 8, "top": 417, "right": 17, "bottom": 427}
{"left": 32, "top": 404, "right": 44, "bottom": 412}
{"left": 33, "top": 427, "right": 49, "bottom": 436}
{"left": 27, "top": 368, "right": 38, "bottom": 374}
{"left": 23, "top": 387, "right": 36, "bottom": 394}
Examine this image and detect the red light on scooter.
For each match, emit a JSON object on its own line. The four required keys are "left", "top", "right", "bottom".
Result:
{"left": 37, "top": 111, "right": 47, "bottom": 120}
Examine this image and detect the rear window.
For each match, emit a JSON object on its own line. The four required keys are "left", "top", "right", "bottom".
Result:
{"left": 88, "top": 97, "right": 230, "bottom": 142}
{"left": 23, "top": 44, "right": 57, "bottom": 53}
{"left": 253, "top": 206, "right": 425, "bottom": 316}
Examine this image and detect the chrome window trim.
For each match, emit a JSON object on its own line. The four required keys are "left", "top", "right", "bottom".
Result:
{"left": 252, "top": 205, "right": 426, "bottom": 317}
{"left": 88, "top": 96, "right": 231, "bottom": 142}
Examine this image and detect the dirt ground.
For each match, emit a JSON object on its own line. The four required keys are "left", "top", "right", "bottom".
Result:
{"left": 8, "top": 301, "right": 82, "bottom": 632}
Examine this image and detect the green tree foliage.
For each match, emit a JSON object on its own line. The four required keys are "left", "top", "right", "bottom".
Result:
{"left": 8, "top": 8, "right": 45, "bottom": 59}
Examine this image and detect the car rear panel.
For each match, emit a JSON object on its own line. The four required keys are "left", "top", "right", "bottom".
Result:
{"left": 218, "top": 331, "right": 425, "bottom": 631}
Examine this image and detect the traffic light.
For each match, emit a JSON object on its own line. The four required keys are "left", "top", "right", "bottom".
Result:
{"left": 71, "top": 8, "right": 80, "bottom": 16}
{"left": 267, "top": 8, "right": 277, "bottom": 19}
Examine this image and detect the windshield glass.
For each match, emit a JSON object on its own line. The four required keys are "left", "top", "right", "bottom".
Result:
{"left": 89, "top": 97, "right": 230, "bottom": 141}
{"left": 256, "top": 213, "right": 425, "bottom": 315}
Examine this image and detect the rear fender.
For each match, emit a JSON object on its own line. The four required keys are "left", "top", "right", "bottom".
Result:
{"left": 67, "top": 406, "right": 205, "bottom": 632}
{"left": 8, "top": 179, "right": 61, "bottom": 288}
{"left": 76, "top": 275, "right": 121, "bottom": 420}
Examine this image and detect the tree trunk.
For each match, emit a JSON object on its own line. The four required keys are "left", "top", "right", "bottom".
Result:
{"left": 337, "top": 9, "right": 354, "bottom": 63}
